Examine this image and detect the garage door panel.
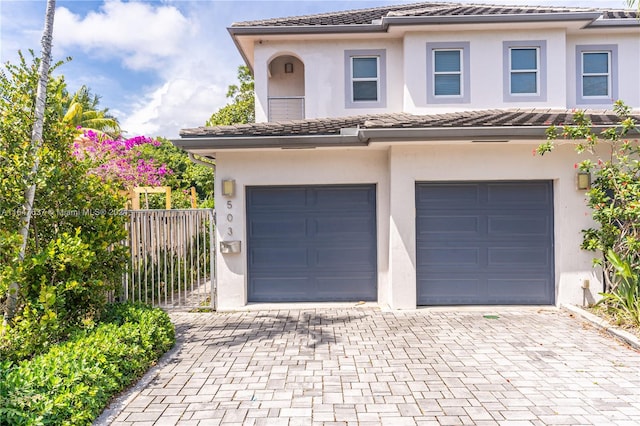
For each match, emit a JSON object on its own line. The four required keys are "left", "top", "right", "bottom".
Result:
{"left": 417, "top": 248, "right": 480, "bottom": 266}
{"left": 248, "top": 188, "right": 308, "bottom": 208}
{"left": 250, "top": 218, "right": 308, "bottom": 238}
{"left": 250, "top": 247, "right": 309, "bottom": 269}
{"left": 315, "top": 187, "right": 373, "bottom": 208}
{"left": 247, "top": 185, "right": 377, "bottom": 303}
{"left": 316, "top": 247, "right": 376, "bottom": 269}
{"left": 487, "top": 279, "right": 551, "bottom": 302}
{"left": 316, "top": 277, "right": 377, "bottom": 300}
{"left": 417, "top": 184, "right": 480, "bottom": 205}
{"left": 487, "top": 182, "right": 551, "bottom": 205}
{"left": 314, "top": 216, "right": 376, "bottom": 237}
{"left": 416, "top": 181, "right": 554, "bottom": 306}
{"left": 249, "top": 277, "right": 313, "bottom": 301}
{"left": 418, "top": 216, "right": 480, "bottom": 234}
{"left": 488, "top": 248, "right": 551, "bottom": 268}
{"left": 418, "top": 278, "right": 481, "bottom": 302}
{"left": 488, "top": 216, "right": 550, "bottom": 235}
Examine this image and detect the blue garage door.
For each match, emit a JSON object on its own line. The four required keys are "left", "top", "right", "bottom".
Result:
{"left": 247, "top": 185, "right": 377, "bottom": 302}
{"left": 416, "top": 181, "right": 554, "bottom": 305}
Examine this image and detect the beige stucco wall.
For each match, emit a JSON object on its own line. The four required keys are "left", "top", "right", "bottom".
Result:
{"left": 251, "top": 27, "right": 638, "bottom": 122}
{"left": 566, "top": 32, "right": 640, "bottom": 109}
{"left": 403, "top": 28, "right": 568, "bottom": 112}
{"left": 214, "top": 148, "right": 391, "bottom": 310}
{"left": 253, "top": 38, "right": 404, "bottom": 122}
{"left": 384, "top": 142, "right": 600, "bottom": 309}
{"left": 214, "top": 142, "right": 604, "bottom": 310}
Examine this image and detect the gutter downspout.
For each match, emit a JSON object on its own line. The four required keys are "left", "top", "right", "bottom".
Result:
{"left": 187, "top": 152, "right": 218, "bottom": 311}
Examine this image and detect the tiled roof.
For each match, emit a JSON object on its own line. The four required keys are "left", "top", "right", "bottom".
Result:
{"left": 180, "top": 116, "right": 367, "bottom": 137}
{"left": 232, "top": 3, "right": 446, "bottom": 27}
{"left": 231, "top": 2, "right": 637, "bottom": 28}
{"left": 180, "top": 109, "right": 638, "bottom": 138}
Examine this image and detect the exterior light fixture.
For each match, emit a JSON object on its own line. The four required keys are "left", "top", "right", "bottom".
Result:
{"left": 221, "top": 179, "right": 236, "bottom": 197}
{"left": 577, "top": 171, "right": 591, "bottom": 190}
{"left": 284, "top": 62, "right": 294, "bottom": 73}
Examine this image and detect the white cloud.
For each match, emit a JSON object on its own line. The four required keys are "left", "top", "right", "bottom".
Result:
{"left": 53, "top": 0, "right": 193, "bottom": 71}
{"left": 50, "top": 0, "right": 237, "bottom": 138}
{"left": 120, "top": 76, "right": 228, "bottom": 138}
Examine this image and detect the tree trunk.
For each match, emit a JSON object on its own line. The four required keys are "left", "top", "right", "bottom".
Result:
{"left": 3, "top": 0, "right": 56, "bottom": 326}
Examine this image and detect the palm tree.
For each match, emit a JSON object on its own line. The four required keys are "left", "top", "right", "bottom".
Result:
{"left": 63, "top": 85, "right": 121, "bottom": 137}
{"left": 3, "top": 0, "right": 56, "bottom": 325}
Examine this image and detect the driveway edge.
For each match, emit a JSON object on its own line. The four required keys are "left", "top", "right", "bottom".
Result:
{"left": 93, "top": 331, "right": 185, "bottom": 425}
{"left": 562, "top": 303, "right": 640, "bottom": 350}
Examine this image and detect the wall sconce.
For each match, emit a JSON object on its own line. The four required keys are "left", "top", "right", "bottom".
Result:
{"left": 221, "top": 179, "right": 236, "bottom": 197}
{"left": 577, "top": 171, "right": 591, "bottom": 190}
{"left": 284, "top": 62, "right": 293, "bottom": 73}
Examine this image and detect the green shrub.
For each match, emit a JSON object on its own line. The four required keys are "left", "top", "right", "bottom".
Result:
{"left": 1, "top": 53, "right": 128, "bottom": 358}
{"left": 598, "top": 250, "right": 640, "bottom": 326}
{"left": 0, "top": 227, "right": 128, "bottom": 363}
{"left": 0, "top": 302, "right": 175, "bottom": 426}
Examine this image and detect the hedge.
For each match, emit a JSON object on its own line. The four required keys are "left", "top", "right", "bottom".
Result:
{"left": 0, "top": 302, "right": 175, "bottom": 426}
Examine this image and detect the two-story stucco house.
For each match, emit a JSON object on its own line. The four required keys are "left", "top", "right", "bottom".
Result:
{"left": 173, "top": 2, "right": 640, "bottom": 310}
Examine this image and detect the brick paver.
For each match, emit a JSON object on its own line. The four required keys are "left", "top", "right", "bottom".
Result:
{"left": 98, "top": 308, "right": 640, "bottom": 425}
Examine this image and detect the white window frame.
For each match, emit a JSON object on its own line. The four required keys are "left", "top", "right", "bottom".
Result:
{"left": 351, "top": 56, "right": 379, "bottom": 101}
{"left": 509, "top": 47, "right": 539, "bottom": 95}
{"left": 344, "top": 49, "right": 387, "bottom": 109}
{"left": 426, "top": 42, "right": 470, "bottom": 104}
{"left": 576, "top": 45, "right": 618, "bottom": 105}
{"left": 503, "top": 40, "right": 547, "bottom": 102}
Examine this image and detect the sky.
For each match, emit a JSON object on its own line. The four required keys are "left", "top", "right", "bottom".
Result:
{"left": 0, "top": 0, "right": 632, "bottom": 138}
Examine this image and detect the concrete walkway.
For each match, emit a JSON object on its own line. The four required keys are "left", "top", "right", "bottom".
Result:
{"left": 99, "top": 307, "right": 640, "bottom": 425}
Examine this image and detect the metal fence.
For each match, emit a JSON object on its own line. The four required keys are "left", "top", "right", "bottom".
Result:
{"left": 122, "top": 209, "right": 216, "bottom": 310}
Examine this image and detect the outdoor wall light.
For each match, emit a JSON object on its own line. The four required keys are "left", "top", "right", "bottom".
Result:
{"left": 221, "top": 179, "right": 236, "bottom": 197}
{"left": 577, "top": 171, "right": 591, "bottom": 190}
{"left": 284, "top": 62, "right": 294, "bottom": 73}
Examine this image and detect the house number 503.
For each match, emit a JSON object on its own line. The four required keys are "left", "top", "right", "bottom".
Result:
{"left": 226, "top": 201, "right": 233, "bottom": 235}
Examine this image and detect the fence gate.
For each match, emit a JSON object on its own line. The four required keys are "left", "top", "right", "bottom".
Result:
{"left": 123, "top": 209, "right": 215, "bottom": 309}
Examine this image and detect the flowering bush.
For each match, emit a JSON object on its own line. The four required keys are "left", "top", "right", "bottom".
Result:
{"left": 72, "top": 130, "right": 171, "bottom": 188}
{"left": 538, "top": 100, "right": 639, "bottom": 293}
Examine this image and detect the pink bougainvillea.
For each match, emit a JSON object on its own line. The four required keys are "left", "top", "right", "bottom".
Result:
{"left": 73, "top": 129, "right": 171, "bottom": 188}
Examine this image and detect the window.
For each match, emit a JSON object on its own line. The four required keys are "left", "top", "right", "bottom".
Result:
{"left": 352, "top": 57, "right": 379, "bottom": 101}
{"left": 510, "top": 48, "right": 538, "bottom": 94}
{"left": 426, "top": 42, "right": 470, "bottom": 104}
{"left": 582, "top": 52, "right": 610, "bottom": 97}
{"left": 576, "top": 45, "right": 618, "bottom": 104}
{"left": 434, "top": 50, "right": 461, "bottom": 96}
{"left": 344, "top": 49, "right": 386, "bottom": 108}
{"left": 503, "top": 40, "right": 547, "bottom": 102}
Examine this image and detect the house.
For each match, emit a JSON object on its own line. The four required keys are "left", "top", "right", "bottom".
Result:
{"left": 173, "top": 2, "right": 640, "bottom": 310}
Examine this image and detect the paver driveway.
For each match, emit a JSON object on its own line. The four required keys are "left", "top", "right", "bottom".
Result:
{"left": 100, "top": 307, "right": 640, "bottom": 425}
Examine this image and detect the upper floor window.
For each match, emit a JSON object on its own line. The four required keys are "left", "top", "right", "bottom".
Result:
{"left": 426, "top": 42, "right": 470, "bottom": 104}
{"left": 344, "top": 49, "right": 387, "bottom": 108}
{"left": 352, "top": 57, "right": 378, "bottom": 101}
{"left": 503, "top": 40, "right": 547, "bottom": 102}
{"left": 510, "top": 48, "right": 538, "bottom": 93}
{"left": 576, "top": 45, "right": 618, "bottom": 104}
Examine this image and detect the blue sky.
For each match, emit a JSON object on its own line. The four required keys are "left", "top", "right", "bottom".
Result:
{"left": 0, "top": 0, "right": 631, "bottom": 138}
